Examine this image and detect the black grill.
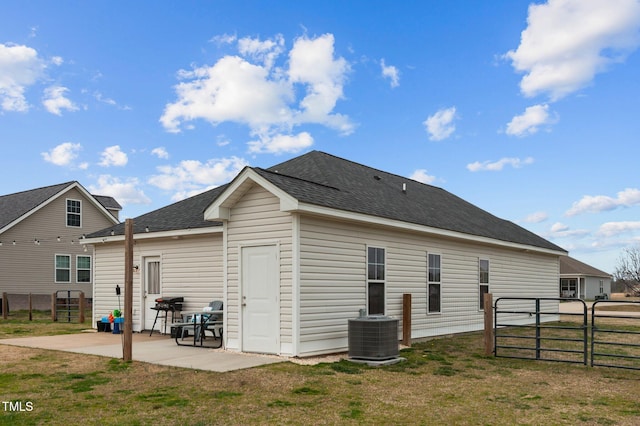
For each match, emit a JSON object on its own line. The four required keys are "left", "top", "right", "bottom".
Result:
{"left": 149, "top": 297, "right": 184, "bottom": 336}
{"left": 154, "top": 296, "right": 184, "bottom": 312}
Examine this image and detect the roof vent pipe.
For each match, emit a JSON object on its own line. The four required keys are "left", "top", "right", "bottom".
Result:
{"left": 402, "top": 183, "right": 407, "bottom": 193}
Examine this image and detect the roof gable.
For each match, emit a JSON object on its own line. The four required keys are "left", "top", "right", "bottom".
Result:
{"left": 0, "top": 181, "right": 120, "bottom": 234}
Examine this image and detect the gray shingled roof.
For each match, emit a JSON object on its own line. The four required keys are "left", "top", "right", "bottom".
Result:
{"left": 0, "top": 182, "right": 76, "bottom": 230}
{"left": 261, "top": 151, "right": 565, "bottom": 252}
{"left": 93, "top": 195, "right": 122, "bottom": 211}
{"left": 87, "top": 185, "right": 226, "bottom": 237}
{"left": 88, "top": 151, "right": 565, "bottom": 253}
{"left": 560, "top": 256, "right": 611, "bottom": 277}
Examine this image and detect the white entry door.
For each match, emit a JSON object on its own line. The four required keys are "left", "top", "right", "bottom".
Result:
{"left": 144, "top": 257, "right": 161, "bottom": 331}
{"left": 241, "top": 245, "right": 279, "bottom": 354}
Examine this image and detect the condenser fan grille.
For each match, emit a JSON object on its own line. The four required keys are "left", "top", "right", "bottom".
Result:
{"left": 348, "top": 315, "right": 399, "bottom": 360}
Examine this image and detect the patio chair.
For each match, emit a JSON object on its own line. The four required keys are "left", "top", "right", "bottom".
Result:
{"left": 201, "top": 300, "right": 224, "bottom": 341}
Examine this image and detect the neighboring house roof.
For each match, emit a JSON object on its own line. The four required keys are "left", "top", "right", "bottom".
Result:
{"left": 88, "top": 151, "right": 565, "bottom": 254}
{"left": 0, "top": 181, "right": 120, "bottom": 234}
{"left": 87, "top": 185, "right": 226, "bottom": 238}
{"left": 560, "top": 256, "right": 611, "bottom": 278}
{"left": 93, "top": 195, "right": 123, "bottom": 212}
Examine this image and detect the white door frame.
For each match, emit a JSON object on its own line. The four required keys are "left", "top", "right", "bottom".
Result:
{"left": 142, "top": 255, "right": 162, "bottom": 331}
{"left": 239, "top": 242, "right": 280, "bottom": 354}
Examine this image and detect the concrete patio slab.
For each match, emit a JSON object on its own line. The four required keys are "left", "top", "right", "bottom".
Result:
{"left": 0, "top": 331, "right": 283, "bottom": 372}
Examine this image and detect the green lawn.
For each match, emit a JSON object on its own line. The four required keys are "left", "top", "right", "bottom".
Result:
{"left": 1, "top": 318, "right": 640, "bottom": 425}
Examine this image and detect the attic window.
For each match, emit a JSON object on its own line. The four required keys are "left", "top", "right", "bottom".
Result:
{"left": 66, "top": 199, "right": 81, "bottom": 227}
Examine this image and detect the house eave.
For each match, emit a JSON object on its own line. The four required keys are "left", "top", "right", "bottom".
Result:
{"left": 82, "top": 226, "right": 222, "bottom": 244}
{"left": 294, "top": 202, "right": 566, "bottom": 256}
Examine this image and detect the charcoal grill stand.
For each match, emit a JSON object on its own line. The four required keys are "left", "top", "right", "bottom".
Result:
{"left": 149, "top": 306, "right": 173, "bottom": 336}
{"left": 149, "top": 297, "right": 183, "bottom": 336}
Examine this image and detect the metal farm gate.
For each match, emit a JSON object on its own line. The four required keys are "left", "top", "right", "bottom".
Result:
{"left": 494, "top": 297, "right": 588, "bottom": 365}
{"left": 591, "top": 300, "right": 640, "bottom": 370}
{"left": 494, "top": 297, "right": 640, "bottom": 370}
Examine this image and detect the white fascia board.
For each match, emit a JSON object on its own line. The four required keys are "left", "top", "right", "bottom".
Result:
{"left": 81, "top": 226, "right": 222, "bottom": 244}
{"left": 204, "top": 168, "right": 299, "bottom": 220}
{"left": 295, "top": 202, "right": 566, "bottom": 256}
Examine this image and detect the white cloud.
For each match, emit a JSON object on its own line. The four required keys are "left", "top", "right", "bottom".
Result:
{"left": 238, "top": 34, "right": 284, "bottom": 69}
{"left": 88, "top": 175, "right": 151, "bottom": 205}
{"left": 288, "top": 34, "right": 353, "bottom": 133}
{"left": 522, "top": 211, "right": 549, "bottom": 223}
{"left": 247, "top": 132, "right": 314, "bottom": 154}
{"left": 160, "top": 33, "right": 354, "bottom": 150}
{"left": 505, "top": 0, "right": 640, "bottom": 100}
{"left": 505, "top": 104, "right": 552, "bottom": 136}
{"left": 566, "top": 188, "right": 640, "bottom": 216}
{"left": 151, "top": 147, "right": 169, "bottom": 159}
{"left": 160, "top": 55, "right": 293, "bottom": 133}
{"left": 409, "top": 169, "right": 436, "bottom": 184}
{"left": 41, "top": 142, "right": 81, "bottom": 166}
{"left": 597, "top": 221, "right": 640, "bottom": 237}
{"left": 209, "top": 33, "right": 237, "bottom": 45}
{"left": 99, "top": 145, "right": 128, "bottom": 167}
{"left": 0, "top": 43, "right": 45, "bottom": 112}
{"left": 42, "top": 86, "right": 78, "bottom": 115}
{"left": 548, "top": 221, "right": 590, "bottom": 238}
{"left": 467, "top": 157, "right": 534, "bottom": 172}
{"left": 148, "top": 156, "right": 248, "bottom": 200}
{"left": 380, "top": 59, "right": 400, "bottom": 88}
{"left": 424, "top": 106, "right": 457, "bottom": 141}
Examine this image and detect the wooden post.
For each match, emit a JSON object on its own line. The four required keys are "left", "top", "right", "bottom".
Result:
{"left": 402, "top": 293, "right": 412, "bottom": 346}
{"left": 28, "top": 293, "right": 32, "bottom": 321}
{"left": 2, "top": 292, "right": 7, "bottom": 319}
{"left": 79, "top": 292, "right": 85, "bottom": 324}
{"left": 483, "top": 293, "right": 494, "bottom": 356}
{"left": 123, "top": 218, "right": 134, "bottom": 361}
{"left": 51, "top": 292, "right": 57, "bottom": 321}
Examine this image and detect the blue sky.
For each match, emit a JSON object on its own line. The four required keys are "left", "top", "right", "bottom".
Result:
{"left": 2, "top": 0, "right": 639, "bottom": 273}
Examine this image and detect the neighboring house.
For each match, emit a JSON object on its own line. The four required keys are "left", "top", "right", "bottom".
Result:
{"left": 559, "top": 255, "right": 611, "bottom": 299}
{"left": 0, "top": 182, "right": 121, "bottom": 308}
{"left": 85, "top": 151, "right": 566, "bottom": 357}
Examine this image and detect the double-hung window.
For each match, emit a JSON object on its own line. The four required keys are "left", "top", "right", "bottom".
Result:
{"left": 479, "top": 259, "right": 490, "bottom": 310}
{"left": 66, "top": 199, "right": 81, "bottom": 227}
{"left": 367, "top": 247, "right": 385, "bottom": 315}
{"left": 77, "top": 255, "right": 92, "bottom": 283}
{"left": 427, "top": 253, "right": 441, "bottom": 313}
{"left": 55, "top": 255, "right": 71, "bottom": 283}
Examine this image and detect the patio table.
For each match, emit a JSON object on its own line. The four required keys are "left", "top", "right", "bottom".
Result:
{"left": 173, "top": 310, "right": 223, "bottom": 348}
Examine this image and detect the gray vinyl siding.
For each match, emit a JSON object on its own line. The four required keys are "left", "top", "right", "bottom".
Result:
{"left": 298, "top": 215, "right": 560, "bottom": 356}
{"left": 225, "top": 184, "right": 292, "bottom": 354}
{"left": 92, "top": 233, "right": 223, "bottom": 331}
{"left": 0, "top": 187, "right": 116, "bottom": 299}
{"left": 584, "top": 276, "right": 611, "bottom": 299}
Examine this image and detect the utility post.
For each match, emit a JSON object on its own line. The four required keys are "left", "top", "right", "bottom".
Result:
{"left": 123, "top": 218, "right": 134, "bottom": 361}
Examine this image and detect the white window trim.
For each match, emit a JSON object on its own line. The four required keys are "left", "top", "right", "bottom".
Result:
{"left": 427, "top": 252, "right": 442, "bottom": 314}
{"left": 66, "top": 198, "right": 82, "bottom": 228}
{"left": 366, "top": 245, "right": 386, "bottom": 315}
{"left": 76, "top": 254, "right": 92, "bottom": 283}
{"left": 55, "top": 254, "right": 71, "bottom": 283}
{"left": 479, "top": 258, "right": 490, "bottom": 311}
